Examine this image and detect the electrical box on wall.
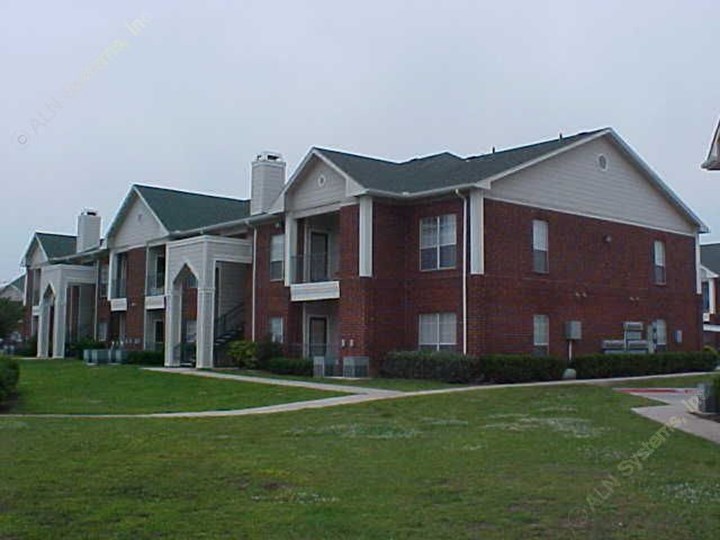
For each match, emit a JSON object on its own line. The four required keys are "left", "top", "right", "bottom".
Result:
{"left": 565, "top": 321, "right": 582, "bottom": 340}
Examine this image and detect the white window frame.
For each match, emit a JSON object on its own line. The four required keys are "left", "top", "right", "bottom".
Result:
{"left": 533, "top": 314, "right": 549, "bottom": 356}
{"left": 653, "top": 240, "right": 666, "bottom": 285}
{"left": 418, "top": 313, "right": 457, "bottom": 352}
{"left": 270, "top": 316, "right": 284, "bottom": 344}
{"left": 532, "top": 220, "right": 549, "bottom": 273}
{"left": 270, "top": 234, "right": 285, "bottom": 281}
{"left": 420, "top": 214, "right": 457, "bottom": 271}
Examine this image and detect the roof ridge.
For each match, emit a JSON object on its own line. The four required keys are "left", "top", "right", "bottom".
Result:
{"left": 314, "top": 147, "right": 398, "bottom": 165}
{"left": 36, "top": 231, "right": 76, "bottom": 238}
{"left": 466, "top": 128, "right": 608, "bottom": 161}
{"left": 134, "top": 184, "right": 249, "bottom": 203}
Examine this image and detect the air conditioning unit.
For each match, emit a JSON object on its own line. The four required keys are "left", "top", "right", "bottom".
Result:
{"left": 343, "top": 356, "right": 369, "bottom": 378}
{"left": 313, "top": 357, "right": 337, "bottom": 378}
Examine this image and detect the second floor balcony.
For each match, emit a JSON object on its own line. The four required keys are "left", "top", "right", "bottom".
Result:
{"left": 291, "top": 253, "right": 339, "bottom": 284}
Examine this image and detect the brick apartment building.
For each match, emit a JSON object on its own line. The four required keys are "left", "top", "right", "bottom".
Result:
{"left": 20, "top": 128, "right": 708, "bottom": 371}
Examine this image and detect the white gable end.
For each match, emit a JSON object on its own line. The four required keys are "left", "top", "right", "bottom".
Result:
{"left": 285, "top": 158, "right": 354, "bottom": 213}
{"left": 108, "top": 195, "right": 166, "bottom": 249}
{"left": 486, "top": 137, "right": 696, "bottom": 235}
{"left": 27, "top": 242, "right": 47, "bottom": 267}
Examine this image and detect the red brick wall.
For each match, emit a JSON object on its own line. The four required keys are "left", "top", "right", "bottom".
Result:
{"left": 250, "top": 196, "right": 702, "bottom": 369}
{"left": 123, "top": 248, "right": 146, "bottom": 349}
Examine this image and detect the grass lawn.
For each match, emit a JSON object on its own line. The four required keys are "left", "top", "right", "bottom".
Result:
{"left": 218, "top": 368, "right": 460, "bottom": 391}
{"left": 7, "top": 360, "right": 344, "bottom": 414}
{"left": 2, "top": 363, "right": 719, "bottom": 538}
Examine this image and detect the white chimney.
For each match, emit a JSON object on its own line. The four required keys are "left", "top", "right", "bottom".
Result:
{"left": 77, "top": 209, "right": 101, "bottom": 252}
{"left": 251, "top": 151, "right": 286, "bottom": 215}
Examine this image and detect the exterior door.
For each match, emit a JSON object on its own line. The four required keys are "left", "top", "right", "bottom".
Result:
{"left": 309, "top": 232, "right": 329, "bottom": 282}
{"left": 308, "top": 317, "right": 328, "bottom": 358}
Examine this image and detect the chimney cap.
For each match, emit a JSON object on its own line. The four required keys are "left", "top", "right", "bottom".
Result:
{"left": 81, "top": 208, "right": 99, "bottom": 216}
{"left": 255, "top": 151, "right": 284, "bottom": 163}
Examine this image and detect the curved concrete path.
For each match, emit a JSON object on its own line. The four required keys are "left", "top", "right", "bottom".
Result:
{"left": 3, "top": 369, "right": 715, "bottom": 420}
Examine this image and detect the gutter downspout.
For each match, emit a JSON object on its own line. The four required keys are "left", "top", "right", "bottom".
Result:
{"left": 251, "top": 227, "right": 258, "bottom": 341}
{"left": 455, "top": 189, "right": 468, "bottom": 355}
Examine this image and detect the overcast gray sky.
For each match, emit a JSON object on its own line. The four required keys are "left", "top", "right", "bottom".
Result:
{"left": 1, "top": 0, "right": 718, "bottom": 282}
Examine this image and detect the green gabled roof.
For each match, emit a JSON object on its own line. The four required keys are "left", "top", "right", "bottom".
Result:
{"left": 701, "top": 244, "right": 720, "bottom": 274}
{"left": 9, "top": 275, "right": 25, "bottom": 291}
{"left": 134, "top": 185, "right": 250, "bottom": 233}
{"left": 36, "top": 232, "right": 77, "bottom": 259}
{"left": 315, "top": 129, "right": 606, "bottom": 194}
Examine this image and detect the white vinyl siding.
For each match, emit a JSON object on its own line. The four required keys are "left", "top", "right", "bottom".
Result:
{"left": 653, "top": 240, "right": 666, "bottom": 284}
{"left": 286, "top": 160, "right": 352, "bottom": 213}
{"left": 532, "top": 220, "right": 548, "bottom": 273}
{"left": 533, "top": 314, "right": 549, "bottom": 356}
{"left": 270, "top": 317, "right": 284, "bottom": 344}
{"left": 270, "top": 234, "right": 285, "bottom": 281}
{"left": 485, "top": 137, "right": 696, "bottom": 236}
{"left": 110, "top": 195, "right": 165, "bottom": 248}
{"left": 419, "top": 313, "right": 457, "bottom": 352}
{"left": 420, "top": 214, "right": 456, "bottom": 271}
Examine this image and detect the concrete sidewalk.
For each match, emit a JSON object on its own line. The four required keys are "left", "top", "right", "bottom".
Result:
{"left": 144, "top": 367, "right": 402, "bottom": 396}
{"left": 618, "top": 388, "right": 720, "bottom": 446}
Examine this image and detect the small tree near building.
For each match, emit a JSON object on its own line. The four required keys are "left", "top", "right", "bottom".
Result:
{"left": 0, "top": 299, "right": 23, "bottom": 340}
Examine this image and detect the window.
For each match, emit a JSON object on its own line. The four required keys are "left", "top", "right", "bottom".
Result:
{"left": 702, "top": 281, "right": 711, "bottom": 312}
{"left": 99, "top": 264, "right": 109, "bottom": 299}
{"left": 113, "top": 253, "right": 128, "bottom": 298}
{"left": 97, "top": 321, "right": 108, "bottom": 342}
{"left": 418, "top": 313, "right": 456, "bottom": 351}
{"left": 270, "top": 234, "right": 285, "bottom": 281}
{"left": 532, "top": 220, "right": 549, "bottom": 273}
{"left": 270, "top": 317, "right": 284, "bottom": 344}
{"left": 420, "top": 215, "right": 456, "bottom": 271}
{"left": 653, "top": 240, "right": 666, "bottom": 284}
{"left": 533, "top": 314, "right": 549, "bottom": 356}
{"left": 653, "top": 319, "right": 667, "bottom": 352}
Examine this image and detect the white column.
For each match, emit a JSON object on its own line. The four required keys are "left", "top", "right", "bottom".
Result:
{"left": 37, "top": 300, "right": 50, "bottom": 358}
{"left": 284, "top": 214, "right": 297, "bottom": 286}
{"left": 359, "top": 196, "right": 373, "bottom": 277}
{"left": 695, "top": 233, "right": 702, "bottom": 294}
{"left": 165, "top": 286, "right": 182, "bottom": 367}
{"left": 195, "top": 287, "right": 215, "bottom": 368}
{"left": 52, "top": 288, "right": 67, "bottom": 358}
{"left": 470, "top": 189, "right": 485, "bottom": 275}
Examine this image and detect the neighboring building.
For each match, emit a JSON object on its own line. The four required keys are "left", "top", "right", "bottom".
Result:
{"left": 700, "top": 243, "right": 720, "bottom": 347}
{"left": 701, "top": 118, "right": 720, "bottom": 170}
{"left": 20, "top": 128, "right": 708, "bottom": 370}
{"left": 0, "top": 275, "right": 25, "bottom": 302}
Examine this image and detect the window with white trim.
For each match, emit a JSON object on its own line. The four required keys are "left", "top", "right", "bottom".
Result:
{"left": 653, "top": 319, "right": 667, "bottom": 352}
{"left": 653, "top": 240, "right": 666, "bottom": 284}
{"left": 418, "top": 313, "right": 456, "bottom": 351}
{"left": 270, "top": 234, "right": 285, "bottom": 281}
{"left": 532, "top": 220, "right": 548, "bottom": 273}
{"left": 270, "top": 317, "right": 284, "bottom": 344}
{"left": 420, "top": 215, "right": 456, "bottom": 271}
{"left": 533, "top": 314, "right": 549, "bottom": 356}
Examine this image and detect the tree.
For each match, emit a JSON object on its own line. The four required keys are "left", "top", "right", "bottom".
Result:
{"left": 0, "top": 299, "right": 23, "bottom": 339}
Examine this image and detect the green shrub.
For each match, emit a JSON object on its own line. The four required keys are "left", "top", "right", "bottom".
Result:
{"left": 479, "top": 355, "right": 566, "bottom": 383}
{"left": 0, "top": 357, "right": 20, "bottom": 403}
{"left": 15, "top": 337, "right": 37, "bottom": 358}
{"left": 572, "top": 351, "right": 718, "bottom": 379}
{"left": 227, "top": 340, "right": 257, "bottom": 369}
{"left": 126, "top": 350, "right": 164, "bottom": 366}
{"left": 66, "top": 338, "right": 106, "bottom": 359}
{"left": 264, "top": 357, "right": 313, "bottom": 377}
{"left": 380, "top": 351, "right": 482, "bottom": 383}
{"left": 255, "top": 336, "right": 283, "bottom": 368}
{"left": 381, "top": 351, "right": 567, "bottom": 384}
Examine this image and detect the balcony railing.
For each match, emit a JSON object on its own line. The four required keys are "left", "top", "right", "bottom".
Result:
{"left": 291, "top": 253, "right": 339, "bottom": 284}
{"left": 146, "top": 271, "right": 165, "bottom": 296}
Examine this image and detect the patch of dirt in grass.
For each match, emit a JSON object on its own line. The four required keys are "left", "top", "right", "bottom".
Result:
{"left": 250, "top": 491, "right": 339, "bottom": 504}
{"left": 285, "top": 423, "right": 421, "bottom": 440}
{"left": 480, "top": 414, "right": 605, "bottom": 439}
{"left": 419, "top": 417, "right": 469, "bottom": 427}
{"left": 658, "top": 482, "right": 720, "bottom": 505}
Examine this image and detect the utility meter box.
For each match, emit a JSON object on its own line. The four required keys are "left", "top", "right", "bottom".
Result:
{"left": 565, "top": 321, "right": 582, "bottom": 340}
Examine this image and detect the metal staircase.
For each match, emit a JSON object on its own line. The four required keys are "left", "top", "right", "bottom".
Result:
{"left": 214, "top": 303, "right": 245, "bottom": 348}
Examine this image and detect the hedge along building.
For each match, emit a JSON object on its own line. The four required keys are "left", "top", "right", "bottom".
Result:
{"left": 20, "top": 128, "right": 708, "bottom": 369}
